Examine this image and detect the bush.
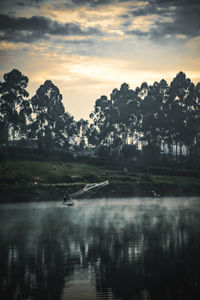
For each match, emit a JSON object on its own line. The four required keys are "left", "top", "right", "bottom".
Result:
{"left": 140, "top": 174, "right": 152, "bottom": 182}
{"left": 121, "top": 144, "right": 139, "bottom": 159}
{"left": 83, "top": 174, "right": 99, "bottom": 182}
{"left": 142, "top": 144, "right": 161, "bottom": 163}
{"left": 97, "top": 145, "right": 111, "bottom": 160}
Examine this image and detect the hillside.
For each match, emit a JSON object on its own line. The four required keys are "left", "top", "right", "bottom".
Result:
{"left": 0, "top": 160, "right": 200, "bottom": 202}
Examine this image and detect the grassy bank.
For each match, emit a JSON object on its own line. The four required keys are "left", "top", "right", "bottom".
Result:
{"left": 0, "top": 160, "right": 200, "bottom": 202}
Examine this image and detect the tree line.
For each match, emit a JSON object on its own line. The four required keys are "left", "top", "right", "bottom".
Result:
{"left": 0, "top": 69, "right": 200, "bottom": 164}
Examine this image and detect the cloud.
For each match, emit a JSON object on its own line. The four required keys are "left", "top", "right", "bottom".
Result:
{"left": 0, "top": 0, "right": 200, "bottom": 121}
{"left": 151, "top": 0, "right": 200, "bottom": 5}
{"left": 149, "top": 5, "right": 200, "bottom": 40}
{"left": 126, "top": 29, "right": 149, "bottom": 36}
{"left": 68, "top": 0, "right": 200, "bottom": 9}
{"left": 119, "top": 0, "right": 200, "bottom": 40}
{"left": 0, "top": 0, "right": 44, "bottom": 12}
{"left": 16, "top": 2, "right": 25, "bottom": 6}
{"left": 68, "top": 0, "right": 118, "bottom": 8}
{"left": 0, "top": 14, "right": 101, "bottom": 43}
{"left": 1, "top": 0, "right": 199, "bottom": 42}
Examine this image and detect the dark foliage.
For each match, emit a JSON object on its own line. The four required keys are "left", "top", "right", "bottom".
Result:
{"left": 1, "top": 69, "right": 200, "bottom": 166}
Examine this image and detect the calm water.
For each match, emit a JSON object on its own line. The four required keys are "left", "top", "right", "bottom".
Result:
{"left": 0, "top": 197, "right": 200, "bottom": 300}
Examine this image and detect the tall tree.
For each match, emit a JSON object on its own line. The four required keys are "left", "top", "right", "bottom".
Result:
{"left": 167, "top": 72, "right": 193, "bottom": 159}
{"left": 30, "top": 80, "right": 64, "bottom": 151}
{"left": 77, "top": 118, "right": 89, "bottom": 149}
{"left": 90, "top": 95, "right": 112, "bottom": 147}
{"left": 86, "top": 123, "right": 100, "bottom": 148}
{"left": 0, "top": 69, "right": 31, "bottom": 143}
{"left": 140, "top": 80, "right": 169, "bottom": 149}
{"left": 192, "top": 82, "right": 200, "bottom": 161}
{"left": 54, "top": 112, "right": 78, "bottom": 150}
{"left": 111, "top": 83, "right": 139, "bottom": 146}
{"left": 90, "top": 83, "right": 140, "bottom": 151}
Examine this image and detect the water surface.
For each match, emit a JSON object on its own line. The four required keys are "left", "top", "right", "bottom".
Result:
{"left": 0, "top": 197, "right": 200, "bottom": 300}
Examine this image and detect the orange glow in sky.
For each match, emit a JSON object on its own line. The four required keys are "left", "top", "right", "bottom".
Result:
{"left": 0, "top": 0, "right": 200, "bottom": 120}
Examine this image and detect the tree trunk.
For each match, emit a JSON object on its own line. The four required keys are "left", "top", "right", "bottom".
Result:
{"left": 179, "top": 141, "right": 182, "bottom": 163}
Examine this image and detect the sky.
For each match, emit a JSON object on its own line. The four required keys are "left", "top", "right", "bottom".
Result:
{"left": 0, "top": 0, "right": 200, "bottom": 120}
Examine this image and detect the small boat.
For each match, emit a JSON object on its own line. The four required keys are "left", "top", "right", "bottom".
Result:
{"left": 63, "top": 201, "right": 75, "bottom": 206}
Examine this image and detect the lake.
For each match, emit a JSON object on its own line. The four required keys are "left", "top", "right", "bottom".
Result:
{"left": 0, "top": 197, "right": 200, "bottom": 300}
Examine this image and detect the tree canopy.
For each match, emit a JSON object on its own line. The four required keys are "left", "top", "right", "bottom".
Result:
{"left": 0, "top": 69, "right": 200, "bottom": 164}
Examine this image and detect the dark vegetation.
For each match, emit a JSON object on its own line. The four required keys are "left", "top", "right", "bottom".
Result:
{"left": 0, "top": 159, "right": 200, "bottom": 202}
{"left": 0, "top": 69, "right": 200, "bottom": 200}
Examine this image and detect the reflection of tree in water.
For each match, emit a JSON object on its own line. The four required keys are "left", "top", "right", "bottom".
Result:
{"left": 0, "top": 202, "right": 200, "bottom": 300}
{"left": 85, "top": 204, "right": 200, "bottom": 300}
{"left": 0, "top": 208, "right": 82, "bottom": 300}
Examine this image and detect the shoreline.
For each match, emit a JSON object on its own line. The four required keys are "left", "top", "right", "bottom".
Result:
{"left": 1, "top": 182, "right": 200, "bottom": 203}
{"left": 1, "top": 160, "right": 200, "bottom": 203}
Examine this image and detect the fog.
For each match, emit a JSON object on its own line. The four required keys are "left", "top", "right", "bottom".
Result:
{"left": 0, "top": 197, "right": 200, "bottom": 300}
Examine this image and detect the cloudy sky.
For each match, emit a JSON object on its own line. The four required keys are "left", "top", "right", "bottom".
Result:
{"left": 0, "top": 0, "right": 200, "bottom": 120}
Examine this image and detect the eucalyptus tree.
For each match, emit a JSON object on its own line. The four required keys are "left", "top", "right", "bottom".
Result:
{"left": 192, "top": 82, "right": 200, "bottom": 160}
{"left": 182, "top": 81, "right": 197, "bottom": 158}
{"left": 54, "top": 112, "right": 78, "bottom": 150}
{"left": 136, "top": 82, "right": 149, "bottom": 99}
{"left": 167, "top": 72, "right": 194, "bottom": 159}
{"left": 140, "top": 83, "right": 158, "bottom": 146}
{"left": 77, "top": 118, "right": 89, "bottom": 149}
{"left": 30, "top": 80, "right": 64, "bottom": 151}
{"left": 126, "top": 88, "right": 141, "bottom": 146}
{"left": 0, "top": 117, "right": 6, "bottom": 145}
{"left": 89, "top": 73, "right": 200, "bottom": 163}
{"left": 86, "top": 123, "right": 100, "bottom": 148}
{"left": 140, "top": 80, "right": 169, "bottom": 149}
{"left": 0, "top": 69, "right": 31, "bottom": 143}
{"left": 110, "top": 83, "right": 139, "bottom": 146}
{"left": 90, "top": 95, "right": 112, "bottom": 146}
{"left": 90, "top": 88, "right": 128, "bottom": 149}
{"left": 0, "top": 96, "right": 7, "bottom": 145}
{"left": 90, "top": 84, "right": 141, "bottom": 151}
{"left": 135, "top": 82, "right": 149, "bottom": 147}
{"left": 156, "top": 79, "right": 169, "bottom": 149}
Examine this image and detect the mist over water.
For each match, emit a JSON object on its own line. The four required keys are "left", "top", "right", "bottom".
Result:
{"left": 0, "top": 197, "right": 200, "bottom": 300}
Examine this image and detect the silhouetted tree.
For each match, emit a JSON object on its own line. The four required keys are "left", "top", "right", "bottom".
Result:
{"left": 54, "top": 112, "right": 78, "bottom": 150}
{"left": 191, "top": 82, "right": 200, "bottom": 161}
{"left": 90, "top": 84, "right": 140, "bottom": 153}
{"left": 166, "top": 72, "right": 192, "bottom": 160}
{"left": 111, "top": 83, "right": 140, "bottom": 146}
{"left": 140, "top": 80, "right": 169, "bottom": 150}
{"left": 30, "top": 80, "right": 64, "bottom": 151}
{"left": 0, "top": 69, "right": 31, "bottom": 143}
{"left": 86, "top": 123, "right": 100, "bottom": 147}
{"left": 1, "top": 68, "right": 199, "bottom": 164}
{"left": 90, "top": 95, "right": 112, "bottom": 146}
{"left": 77, "top": 118, "right": 89, "bottom": 150}
{"left": 90, "top": 72, "right": 200, "bottom": 164}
